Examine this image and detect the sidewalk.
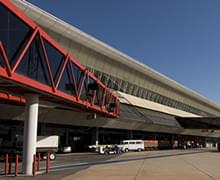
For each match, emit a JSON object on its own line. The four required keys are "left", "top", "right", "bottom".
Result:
{"left": 61, "top": 150, "right": 220, "bottom": 180}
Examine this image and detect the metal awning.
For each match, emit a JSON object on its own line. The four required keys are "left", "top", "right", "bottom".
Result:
{"left": 120, "top": 104, "right": 182, "bottom": 128}
{"left": 176, "top": 117, "right": 220, "bottom": 129}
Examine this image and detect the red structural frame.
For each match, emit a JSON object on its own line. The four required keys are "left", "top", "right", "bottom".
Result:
{"left": 0, "top": 92, "right": 25, "bottom": 104}
{"left": 0, "top": 0, "right": 120, "bottom": 118}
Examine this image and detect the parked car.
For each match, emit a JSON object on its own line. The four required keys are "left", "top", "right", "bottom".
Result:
{"left": 121, "top": 140, "right": 144, "bottom": 152}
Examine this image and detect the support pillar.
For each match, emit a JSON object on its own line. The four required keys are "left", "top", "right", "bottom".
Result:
{"left": 65, "top": 128, "right": 69, "bottom": 146}
{"left": 154, "top": 134, "right": 157, "bottom": 140}
{"left": 128, "top": 130, "right": 133, "bottom": 140}
{"left": 171, "top": 134, "right": 175, "bottom": 149}
{"left": 92, "top": 127, "right": 99, "bottom": 146}
{"left": 22, "top": 94, "right": 39, "bottom": 175}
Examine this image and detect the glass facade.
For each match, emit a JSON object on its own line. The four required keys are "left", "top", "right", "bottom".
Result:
{"left": 44, "top": 39, "right": 64, "bottom": 83}
{"left": 71, "top": 63, "right": 83, "bottom": 89}
{"left": 0, "top": 2, "right": 119, "bottom": 117}
{"left": 87, "top": 67, "right": 212, "bottom": 116}
{"left": 0, "top": 4, "right": 31, "bottom": 67}
{"left": 0, "top": 54, "right": 4, "bottom": 67}
{"left": 16, "top": 35, "right": 51, "bottom": 85}
{"left": 57, "top": 61, "right": 75, "bottom": 96}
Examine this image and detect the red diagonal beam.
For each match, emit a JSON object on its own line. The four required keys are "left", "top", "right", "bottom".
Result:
{"left": 92, "top": 90, "right": 97, "bottom": 105}
{"left": 12, "top": 28, "right": 39, "bottom": 73}
{"left": 97, "top": 87, "right": 103, "bottom": 106}
{"left": 101, "top": 89, "right": 107, "bottom": 108}
{"left": 69, "top": 62, "right": 79, "bottom": 100}
{"left": 0, "top": 0, "right": 119, "bottom": 117}
{"left": 39, "top": 31, "right": 56, "bottom": 92}
{"left": 78, "top": 70, "right": 87, "bottom": 99}
{"left": 0, "top": 41, "right": 12, "bottom": 76}
{"left": 55, "top": 55, "right": 69, "bottom": 90}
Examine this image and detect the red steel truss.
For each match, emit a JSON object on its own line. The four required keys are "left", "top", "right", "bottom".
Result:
{"left": 0, "top": 0, "right": 120, "bottom": 117}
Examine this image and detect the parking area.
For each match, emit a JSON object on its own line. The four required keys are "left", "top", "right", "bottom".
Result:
{"left": 1, "top": 148, "right": 220, "bottom": 179}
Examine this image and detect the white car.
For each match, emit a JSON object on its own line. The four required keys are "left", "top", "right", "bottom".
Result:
{"left": 121, "top": 140, "right": 144, "bottom": 152}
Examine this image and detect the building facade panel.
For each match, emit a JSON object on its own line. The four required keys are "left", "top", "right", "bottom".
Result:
{"left": 11, "top": 0, "right": 220, "bottom": 117}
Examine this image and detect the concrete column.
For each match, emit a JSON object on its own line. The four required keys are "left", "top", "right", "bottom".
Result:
{"left": 92, "top": 127, "right": 99, "bottom": 146}
{"left": 128, "top": 130, "right": 133, "bottom": 140}
{"left": 171, "top": 134, "right": 175, "bottom": 149}
{"left": 154, "top": 134, "right": 157, "bottom": 140}
{"left": 102, "top": 134, "right": 105, "bottom": 144}
{"left": 65, "top": 128, "right": 69, "bottom": 145}
{"left": 22, "top": 94, "right": 39, "bottom": 175}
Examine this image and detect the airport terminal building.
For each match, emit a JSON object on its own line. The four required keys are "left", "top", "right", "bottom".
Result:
{"left": 1, "top": 0, "right": 220, "bottom": 159}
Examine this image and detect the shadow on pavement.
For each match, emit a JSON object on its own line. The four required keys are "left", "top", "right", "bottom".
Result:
{"left": 0, "top": 149, "right": 213, "bottom": 180}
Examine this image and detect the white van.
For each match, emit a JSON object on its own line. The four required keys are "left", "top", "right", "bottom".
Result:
{"left": 121, "top": 140, "right": 144, "bottom": 152}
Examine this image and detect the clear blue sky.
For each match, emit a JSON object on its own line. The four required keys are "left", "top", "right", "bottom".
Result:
{"left": 28, "top": 0, "right": 220, "bottom": 104}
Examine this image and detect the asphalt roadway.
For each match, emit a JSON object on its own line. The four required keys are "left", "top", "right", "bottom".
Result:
{"left": 1, "top": 148, "right": 220, "bottom": 180}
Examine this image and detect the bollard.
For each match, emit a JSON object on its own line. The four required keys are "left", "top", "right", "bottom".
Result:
{"left": 15, "top": 154, "right": 18, "bottom": 176}
{"left": 46, "top": 152, "right": 50, "bottom": 174}
{"left": 37, "top": 152, "right": 40, "bottom": 171}
{"left": 9, "top": 154, "right": 12, "bottom": 174}
{"left": 33, "top": 154, "right": 36, "bottom": 176}
{"left": 5, "top": 154, "right": 8, "bottom": 176}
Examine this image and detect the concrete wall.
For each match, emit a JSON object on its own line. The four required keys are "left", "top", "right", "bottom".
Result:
{"left": 48, "top": 32, "right": 220, "bottom": 116}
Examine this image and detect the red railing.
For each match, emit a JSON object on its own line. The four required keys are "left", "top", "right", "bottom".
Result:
{"left": 0, "top": 0, "right": 120, "bottom": 118}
